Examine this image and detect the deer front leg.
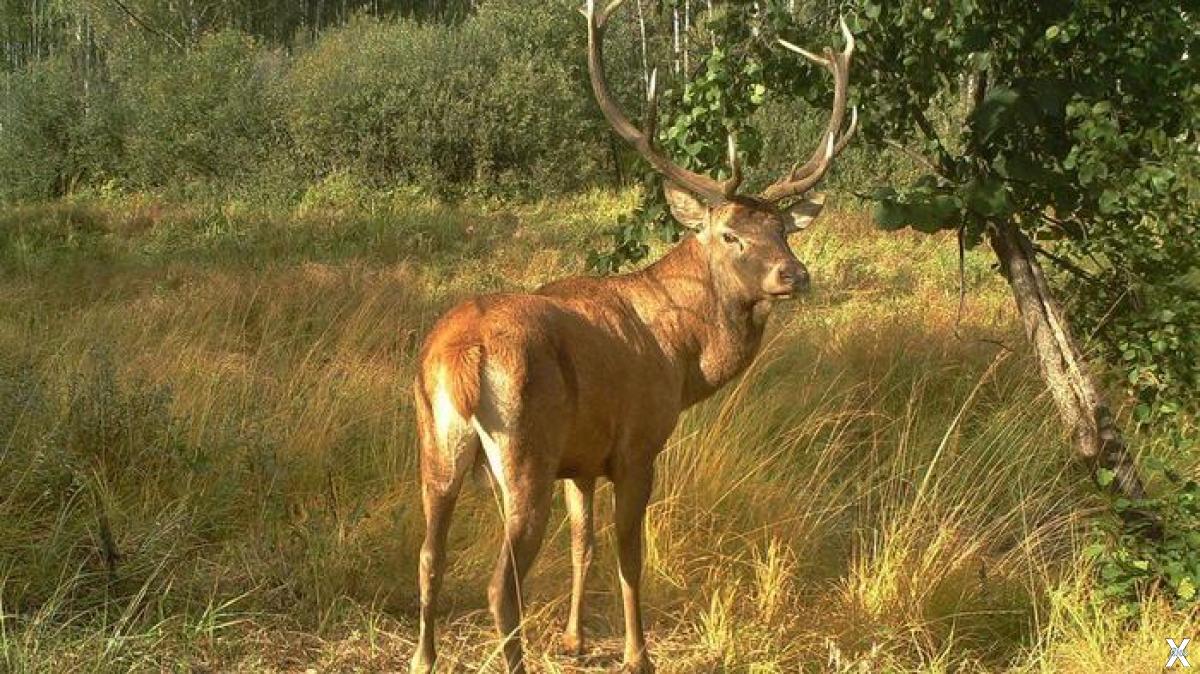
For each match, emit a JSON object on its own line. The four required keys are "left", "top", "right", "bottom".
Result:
{"left": 614, "top": 470, "right": 655, "bottom": 674}
{"left": 562, "top": 477, "right": 595, "bottom": 656}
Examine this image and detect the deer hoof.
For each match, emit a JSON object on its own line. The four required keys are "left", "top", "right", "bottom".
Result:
{"left": 560, "top": 632, "right": 585, "bottom": 657}
{"left": 619, "top": 659, "right": 655, "bottom": 674}
{"left": 410, "top": 652, "right": 435, "bottom": 674}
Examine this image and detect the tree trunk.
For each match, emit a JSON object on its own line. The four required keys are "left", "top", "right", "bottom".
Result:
{"left": 672, "top": 6, "right": 680, "bottom": 75}
{"left": 635, "top": 0, "right": 649, "bottom": 92}
{"left": 683, "top": 0, "right": 690, "bottom": 75}
{"left": 989, "top": 221, "right": 1145, "bottom": 499}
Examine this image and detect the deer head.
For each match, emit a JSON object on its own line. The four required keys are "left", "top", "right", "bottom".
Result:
{"left": 586, "top": 0, "right": 857, "bottom": 304}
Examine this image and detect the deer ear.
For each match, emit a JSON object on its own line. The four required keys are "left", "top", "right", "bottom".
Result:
{"left": 663, "top": 181, "right": 709, "bottom": 230}
{"left": 783, "top": 193, "right": 826, "bottom": 234}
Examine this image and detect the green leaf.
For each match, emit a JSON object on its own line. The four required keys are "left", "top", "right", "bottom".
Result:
{"left": 968, "top": 87, "right": 1020, "bottom": 147}
{"left": 871, "top": 187, "right": 961, "bottom": 233}
{"left": 1098, "top": 190, "right": 1121, "bottom": 214}
{"left": 1178, "top": 577, "right": 1197, "bottom": 601}
{"left": 1097, "top": 467, "right": 1116, "bottom": 487}
{"left": 962, "top": 178, "right": 1013, "bottom": 218}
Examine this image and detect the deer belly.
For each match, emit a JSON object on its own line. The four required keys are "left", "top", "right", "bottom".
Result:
{"left": 554, "top": 422, "right": 615, "bottom": 479}
{"left": 553, "top": 404, "right": 679, "bottom": 480}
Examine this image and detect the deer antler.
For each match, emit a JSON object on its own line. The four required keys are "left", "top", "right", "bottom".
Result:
{"left": 760, "top": 17, "right": 858, "bottom": 203}
{"left": 586, "top": 0, "right": 742, "bottom": 204}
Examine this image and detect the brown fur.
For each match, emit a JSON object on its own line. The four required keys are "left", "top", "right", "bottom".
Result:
{"left": 409, "top": 196, "right": 821, "bottom": 674}
{"left": 424, "top": 330, "right": 482, "bottom": 420}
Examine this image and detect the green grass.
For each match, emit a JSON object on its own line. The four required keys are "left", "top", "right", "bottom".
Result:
{"left": 0, "top": 190, "right": 1194, "bottom": 672}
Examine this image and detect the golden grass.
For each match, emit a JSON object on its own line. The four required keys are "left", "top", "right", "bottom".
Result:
{"left": 0, "top": 190, "right": 1194, "bottom": 672}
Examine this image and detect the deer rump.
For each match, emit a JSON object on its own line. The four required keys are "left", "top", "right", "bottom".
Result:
{"left": 415, "top": 286, "right": 685, "bottom": 495}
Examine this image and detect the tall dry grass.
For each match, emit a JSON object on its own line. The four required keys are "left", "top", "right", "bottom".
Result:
{"left": 0, "top": 191, "right": 1193, "bottom": 672}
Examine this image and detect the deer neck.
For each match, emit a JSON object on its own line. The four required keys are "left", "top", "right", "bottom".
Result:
{"left": 635, "top": 236, "right": 772, "bottom": 406}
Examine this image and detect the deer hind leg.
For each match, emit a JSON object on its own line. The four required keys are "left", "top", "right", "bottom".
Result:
{"left": 614, "top": 468, "right": 655, "bottom": 674}
{"left": 411, "top": 378, "right": 478, "bottom": 674}
{"left": 562, "top": 477, "right": 595, "bottom": 656}
{"left": 478, "top": 436, "right": 554, "bottom": 674}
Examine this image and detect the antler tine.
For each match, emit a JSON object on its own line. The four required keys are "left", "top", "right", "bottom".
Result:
{"left": 777, "top": 39, "right": 831, "bottom": 68}
{"left": 839, "top": 16, "right": 855, "bottom": 58}
{"left": 767, "top": 133, "right": 836, "bottom": 200}
{"left": 761, "top": 16, "right": 858, "bottom": 203}
{"left": 723, "top": 133, "right": 744, "bottom": 198}
{"left": 644, "top": 67, "right": 659, "bottom": 140}
{"left": 838, "top": 105, "right": 859, "bottom": 154}
{"left": 583, "top": 0, "right": 626, "bottom": 28}
{"left": 586, "top": 0, "right": 740, "bottom": 204}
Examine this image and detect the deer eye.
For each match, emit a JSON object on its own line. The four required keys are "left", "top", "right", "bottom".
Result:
{"left": 722, "top": 232, "right": 741, "bottom": 247}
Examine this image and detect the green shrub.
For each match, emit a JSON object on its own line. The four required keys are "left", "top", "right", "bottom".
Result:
{"left": 0, "top": 1, "right": 646, "bottom": 201}
{"left": 117, "top": 30, "right": 284, "bottom": 192}
{"left": 0, "top": 56, "right": 125, "bottom": 201}
{"left": 282, "top": 1, "right": 615, "bottom": 197}
{"left": 1089, "top": 458, "right": 1200, "bottom": 619}
{"left": 1062, "top": 143, "right": 1200, "bottom": 427}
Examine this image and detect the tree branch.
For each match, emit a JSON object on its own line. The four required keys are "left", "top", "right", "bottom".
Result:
{"left": 910, "top": 105, "right": 955, "bottom": 174}
{"left": 108, "top": 0, "right": 185, "bottom": 50}
{"left": 884, "top": 139, "right": 947, "bottom": 178}
{"left": 1030, "top": 242, "right": 1100, "bottom": 285}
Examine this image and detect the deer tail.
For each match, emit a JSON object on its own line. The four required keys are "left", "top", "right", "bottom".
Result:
{"left": 443, "top": 344, "right": 482, "bottom": 420}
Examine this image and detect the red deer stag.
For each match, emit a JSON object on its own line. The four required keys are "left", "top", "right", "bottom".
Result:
{"left": 410, "top": 3, "right": 856, "bottom": 672}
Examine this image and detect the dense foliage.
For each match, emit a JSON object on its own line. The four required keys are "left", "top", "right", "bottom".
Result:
{"left": 1, "top": 0, "right": 479, "bottom": 69}
{"left": 0, "top": 0, "right": 632, "bottom": 200}
{"left": 841, "top": 1, "right": 1200, "bottom": 425}
{"left": 1091, "top": 460, "right": 1200, "bottom": 617}
{"left": 0, "top": 55, "right": 124, "bottom": 197}
{"left": 1, "top": 2, "right": 902, "bottom": 228}
{"left": 120, "top": 30, "right": 282, "bottom": 189}
{"left": 823, "top": 0, "right": 1199, "bottom": 612}
{"left": 282, "top": 5, "right": 615, "bottom": 196}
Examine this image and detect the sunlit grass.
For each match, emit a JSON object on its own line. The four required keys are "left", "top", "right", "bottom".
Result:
{"left": 0, "top": 189, "right": 1194, "bottom": 672}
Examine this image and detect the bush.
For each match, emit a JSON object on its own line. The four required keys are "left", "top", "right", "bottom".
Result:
{"left": 1062, "top": 143, "right": 1200, "bottom": 427}
{"left": 0, "top": 56, "right": 125, "bottom": 201}
{"left": 117, "top": 30, "right": 284, "bottom": 191}
{"left": 1089, "top": 459, "right": 1200, "bottom": 619}
{"left": 282, "top": 1, "right": 614, "bottom": 197}
{"left": 0, "top": 1, "right": 646, "bottom": 201}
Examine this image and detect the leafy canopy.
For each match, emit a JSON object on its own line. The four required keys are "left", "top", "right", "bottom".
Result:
{"left": 840, "top": 0, "right": 1199, "bottom": 422}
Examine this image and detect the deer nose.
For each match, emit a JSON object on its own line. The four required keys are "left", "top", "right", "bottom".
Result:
{"left": 770, "top": 261, "right": 810, "bottom": 295}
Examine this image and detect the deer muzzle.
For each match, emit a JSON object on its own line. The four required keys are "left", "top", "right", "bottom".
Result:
{"left": 764, "top": 260, "right": 811, "bottom": 298}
